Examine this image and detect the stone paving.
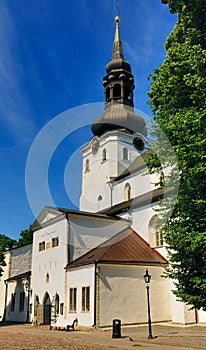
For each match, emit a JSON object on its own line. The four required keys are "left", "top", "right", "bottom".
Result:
{"left": 0, "top": 323, "right": 205, "bottom": 350}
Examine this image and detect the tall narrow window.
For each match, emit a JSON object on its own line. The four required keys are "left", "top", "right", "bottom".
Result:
{"left": 156, "top": 229, "right": 164, "bottom": 247}
{"left": 148, "top": 215, "right": 164, "bottom": 247}
{"left": 102, "top": 149, "right": 107, "bottom": 162}
{"left": 85, "top": 159, "right": 90, "bottom": 172}
{"left": 69, "top": 288, "right": 77, "bottom": 312}
{"left": 113, "top": 84, "right": 121, "bottom": 101}
{"left": 122, "top": 147, "right": 128, "bottom": 160}
{"left": 10, "top": 293, "right": 16, "bottom": 312}
{"left": 124, "top": 183, "right": 131, "bottom": 201}
{"left": 19, "top": 292, "right": 25, "bottom": 312}
{"left": 106, "top": 87, "right": 110, "bottom": 102}
{"left": 82, "top": 286, "right": 90, "bottom": 312}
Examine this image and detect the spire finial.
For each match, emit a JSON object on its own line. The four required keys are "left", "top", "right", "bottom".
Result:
{"left": 115, "top": 2, "right": 120, "bottom": 23}
{"left": 112, "top": 3, "right": 124, "bottom": 59}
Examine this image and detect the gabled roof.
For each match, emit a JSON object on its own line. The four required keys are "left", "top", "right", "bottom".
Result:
{"left": 66, "top": 228, "right": 168, "bottom": 269}
{"left": 31, "top": 205, "right": 128, "bottom": 231}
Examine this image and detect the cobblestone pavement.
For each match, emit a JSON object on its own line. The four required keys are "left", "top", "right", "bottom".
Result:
{"left": 0, "top": 323, "right": 205, "bottom": 350}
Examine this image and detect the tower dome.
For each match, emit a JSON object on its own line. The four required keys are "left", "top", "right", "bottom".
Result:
{"left": 91, "top": 16, "right": 147, "bottom": 137}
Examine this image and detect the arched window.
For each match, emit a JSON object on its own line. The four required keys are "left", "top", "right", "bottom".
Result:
{"left": 85, "top": 159, "right": 90, "bottom": 172}
{"left": 122, "top": 147, "right": 128, "bottom": 160}
{"left": 124, "top": 85, "right": 130, "bottom": 100}
{"left": 124, "top": 183, "right": 131, "bottom": 201}
{"left": 97, "top": 195, "right": 103, "bottom": 211}
{"left": 46, "top": 273, "right": 50, "bottom": 283}
{"left": 102, "top": 149, "right": 107, "bottom": 162}
{"left": 113, "top": 84, "right": 121, "bottom": 101}
{"left": 148, "top": 215, "right": 164, "bottom": 247}
{"left": 106, "top": 87, "right": 110, "bottom": 102}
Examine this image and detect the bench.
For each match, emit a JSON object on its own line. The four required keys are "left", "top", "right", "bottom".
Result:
{"left": 50, "top": 316, "right": 78, "bottom": 331}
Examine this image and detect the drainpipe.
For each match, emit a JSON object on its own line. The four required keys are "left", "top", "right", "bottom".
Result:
{"left": 2, "top": 280, "right": 8, "bottom": 324}
{"left": 94, "top": 265, "right": 100, "bottom": 327}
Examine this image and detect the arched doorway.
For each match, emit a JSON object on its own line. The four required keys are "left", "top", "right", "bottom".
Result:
{"left": 43, "top": 292, "right": 51, "bottom": 325}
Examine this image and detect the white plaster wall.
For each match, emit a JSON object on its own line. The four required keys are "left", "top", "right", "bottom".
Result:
{"left": 112, "top": 172, "right": 155, "bottom": 208}
{"left": 120, "top": 204, "right": 156, "bottom": 243}
{"left": 80, "top": 130, "right": 149, "bottom": 212}
{"left": 169, "top": 279, "right": 196, "bottom": 324}
{"left": 31, "top": 218, "right": 68, "bottom": 311}
{"left": 69, "top": 216, "right": 129, "bottom": 262}
{"left": 198, "top": 309, "right": 206, "bottom": 323}
{"left": 98, "top": 264, "right": 172, "bottom": 326}
{"left": 67, "top": 265, "right": 95, "bottom": 326}
{"left": 6, "top": 280, "right": 29, "bottom": 323}
{"left": 0, "top": 252, "right": 10, "bottom": 320}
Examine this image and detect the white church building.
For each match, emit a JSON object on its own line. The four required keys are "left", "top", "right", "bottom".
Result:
{"left": 1, "top": 16, "right": 205, "bottom": 327}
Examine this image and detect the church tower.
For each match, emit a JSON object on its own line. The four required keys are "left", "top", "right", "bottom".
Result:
{"left": 80, "top": 16, "right": 149, "bottom": 213}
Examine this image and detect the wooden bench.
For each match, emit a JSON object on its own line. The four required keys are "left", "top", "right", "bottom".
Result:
{"left": 50, "top": 316, "right": 78, "bottom": 331}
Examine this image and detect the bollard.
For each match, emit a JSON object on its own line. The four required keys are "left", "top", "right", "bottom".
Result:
{"left": 112, "top": 319, "right": 121, "bottom": 338}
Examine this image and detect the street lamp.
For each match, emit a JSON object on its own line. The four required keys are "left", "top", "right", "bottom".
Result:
{"left": 143, "top": 269, "right": 153, "bottom": 339}
{"left": 25, "top": 279, "right": 32, "bottom": 294}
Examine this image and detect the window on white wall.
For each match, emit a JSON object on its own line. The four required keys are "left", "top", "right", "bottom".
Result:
{"left": 69, "top": 288, "right": 77, "bottom": 312}
{"left": 122, "top": 147, "right": 128, "bottom": 160}
{"left": 124, "top": 183, "right": 131, "bottom": 201}
{"left": 52, "top": 237, "right": 59, "bottom": 248}
{"left": 39, "top": 241, "right": 45, "bottom": 252}
{"left": 148, "top": 215, "right": 164, "bottom": 247}
{"left": 10, "top": 293, "right": 16, "bottom": 312}
{"left": 82, "top": 286, "right": 90, "bottom": 312}
{"left": 85, "top": 159, "right": 90, "bottom": 172}
{"left": 102, "top": 149, "right": 107, "bottom": 162}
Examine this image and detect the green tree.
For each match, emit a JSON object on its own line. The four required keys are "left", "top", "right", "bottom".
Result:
{"left": 16, "top": 228, "right": 33, "bottom": 247}
{"left": 0, "top": 234, "right": 16, "bottom": 277}
{"left": 147, "top": 0, "right": 206, "bottom": 309}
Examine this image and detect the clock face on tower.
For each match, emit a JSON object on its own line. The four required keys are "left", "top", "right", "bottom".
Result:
{"left": 91, "top": 138, "right": 100, "bottom": 155}
{"left": 132, "top": 136, "right": 145, "bottom": 151}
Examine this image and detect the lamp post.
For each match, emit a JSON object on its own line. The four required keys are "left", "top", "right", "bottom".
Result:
{"left": 143, "top": 269, "right": 153, "bottom": 339}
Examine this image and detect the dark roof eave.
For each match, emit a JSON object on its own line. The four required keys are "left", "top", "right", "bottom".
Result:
{"left": 66, "top": 260, "right": 168, "bottom": 270}
{"left": 5, "top": 271, "right": 31, "bottom": 282}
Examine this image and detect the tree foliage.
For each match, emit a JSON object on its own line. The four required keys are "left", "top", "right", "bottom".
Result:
{"left": 0, "top": 228, "right": 32, "bottom": 277}
{"left": 0, "top": 234, "right": 16, "bottom": 277}
{"left": 147, "top": 0, "right": 206, "bottom": 309}
{"left": 16, "top": 228, "right": 33, "bottom": 247}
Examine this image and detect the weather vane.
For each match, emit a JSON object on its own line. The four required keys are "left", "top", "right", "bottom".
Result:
{"left": 116, "top": 1, "right": 120, "bottom": 16}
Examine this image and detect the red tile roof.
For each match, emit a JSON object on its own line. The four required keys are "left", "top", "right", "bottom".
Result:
{"left": 66, "top": 228, "right": 168, "bottom": 269}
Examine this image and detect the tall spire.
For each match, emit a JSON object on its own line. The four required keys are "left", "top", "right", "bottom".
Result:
{"left": 112, "top": 16, "right": 124, "bottom": 59}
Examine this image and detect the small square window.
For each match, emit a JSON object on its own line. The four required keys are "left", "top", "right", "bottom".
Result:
{"left": 52, "top": 237, "right": 59, "bottom": 248}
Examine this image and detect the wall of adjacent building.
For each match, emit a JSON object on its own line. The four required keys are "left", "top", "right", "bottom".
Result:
{"left": 31, "top": 218, "right": 68, "bottom": 315}
{"left": 69, "top": 215, "right": 129, "bottom": 262}
{"left": 0, "top": 251, "right": 10, "bottom": 321}
{"left": 97, "top": 264, "right": 172, "bottom": 327}
{"left": 66, "top": 265, "right": 95, "bottom": 326}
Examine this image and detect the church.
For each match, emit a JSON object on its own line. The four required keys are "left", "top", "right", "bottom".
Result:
{"left": 1, "top": 16, "right": 205, "bottom": 327}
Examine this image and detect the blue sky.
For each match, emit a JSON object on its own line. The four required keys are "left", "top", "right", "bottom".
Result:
{"left": 0, "top": 0, "right": 177, "bottom": 240}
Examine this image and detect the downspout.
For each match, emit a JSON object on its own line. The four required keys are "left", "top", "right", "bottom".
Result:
{"left": 94, "top": 263, "right": 96, "bottom": 327}
{"left": 64, "top": 213, "right": 70, "bottom": 318}
{"left": 2, "top": 280, "right": 8, "bottom": 324}
{"left": 95, "top": 265, "right": 100, "bottom": 327}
